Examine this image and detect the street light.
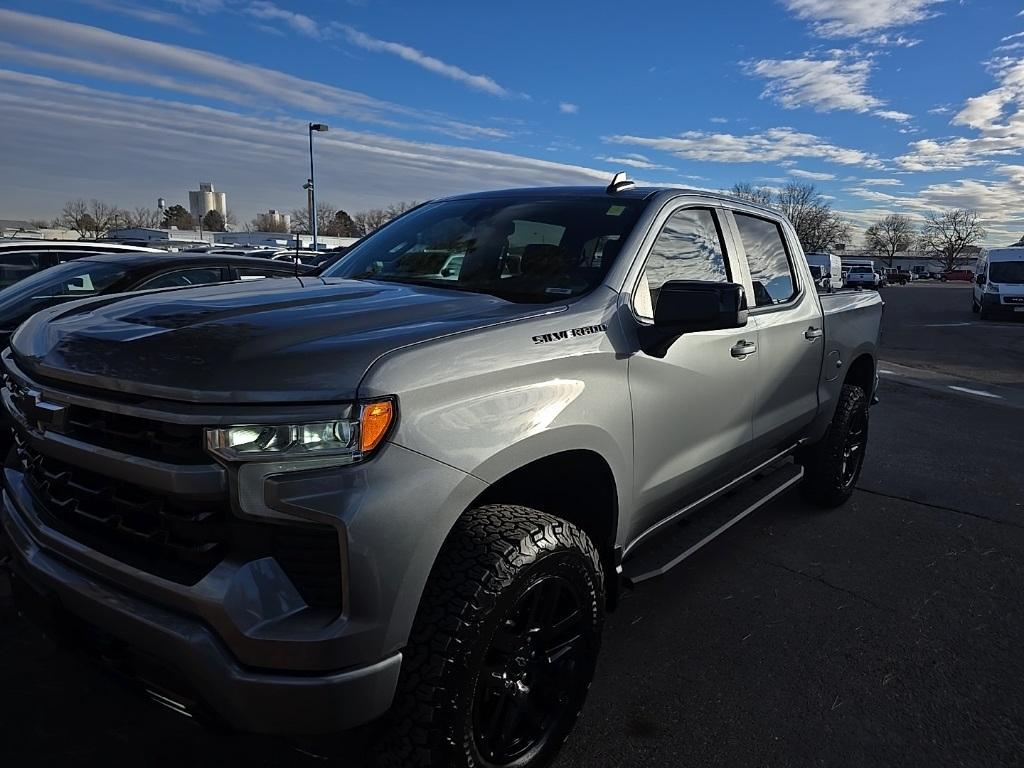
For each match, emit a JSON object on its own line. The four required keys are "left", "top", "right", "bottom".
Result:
{"left": 308, "top": 122, "right": 328, "bottom": 251}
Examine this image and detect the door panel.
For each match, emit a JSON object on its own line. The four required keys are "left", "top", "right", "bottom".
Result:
{"left": 629, "top": 326, "right": 758, "bottom": 538}
{"left": 728, "top": 212, "right": 823, "bottom": 451}
{"left": 626, "top": 205, "right": 758, "bottom": 540}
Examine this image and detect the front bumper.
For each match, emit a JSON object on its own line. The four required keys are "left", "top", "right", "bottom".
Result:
{"left": 3, "top": 489, "right": 401, "bottom": 734}
{"left": 982, "top": 293, "right": 1024, "bottom": 315}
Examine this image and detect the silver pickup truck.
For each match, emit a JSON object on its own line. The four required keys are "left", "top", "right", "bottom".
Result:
{"left": 0, "top": 181, "right": 882, "bottom": 768}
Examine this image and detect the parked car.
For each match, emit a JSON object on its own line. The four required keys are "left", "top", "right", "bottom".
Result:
{"left": 0, "top": 239, "right": 160, "bottom": 289}
{"left": 941, "top": 269, "right": 974, "bottom": 282}
{"left": 846, "top": 265, "right": 880, "bottom": 289}
{"left": 0, "top": 183, "right": 882, "bottom": 768}
{"left": 270, "top": 250, "right": 323, "bottom": 266}
{"left": 0, "top": 251, "right": 310, "bottom": 348}
{"left": 883, "top": 268, "right": 910, "bottom": 285}
{"left": 972, "top": 247, "right": 1024, "bottom": 320}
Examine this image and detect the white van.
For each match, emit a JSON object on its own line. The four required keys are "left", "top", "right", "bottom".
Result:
{"left": 972, "top": 247, "right": 1024, "bottom": 319}
{"left": 805, "top": 251, "right": 843, "bottom": 291}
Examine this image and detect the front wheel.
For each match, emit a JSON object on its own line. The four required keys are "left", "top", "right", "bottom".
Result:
{"left": 377, "top": 505, "right": 604, "bottom": 768}
{"left": 972, "top": 297, "right": 980, "bottom": 314}
{"left": 798, "top": 385, "right": 869, "bottom": 508}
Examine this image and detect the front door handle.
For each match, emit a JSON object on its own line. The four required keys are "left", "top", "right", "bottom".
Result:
{"left": 804, "top": 327, "right": 824, "bottom": 340}
{"left": 731, "top": 340, "right": 757, "bottom": 358}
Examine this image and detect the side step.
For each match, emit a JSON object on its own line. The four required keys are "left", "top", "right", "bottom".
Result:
{"left": 622, "top": 461, "right": 804, "bottom": 586}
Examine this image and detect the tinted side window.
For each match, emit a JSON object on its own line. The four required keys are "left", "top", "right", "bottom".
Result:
{"left": 136, "top": 267, "right": 225, "bottom": 290}
{"left": 635, "top": 207, "right": 728, "bottom": 318}
{"left": 0, "top": 251, "right": 44, "bottom": 289}
{"left": 734, "top": 213, "right": 796, "bottom": 307}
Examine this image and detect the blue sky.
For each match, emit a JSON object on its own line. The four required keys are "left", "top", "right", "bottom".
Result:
{"left": 0, "top": 0, "right": 1022, "bottom": 244}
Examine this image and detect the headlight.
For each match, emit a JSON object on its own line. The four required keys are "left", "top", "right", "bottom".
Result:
{"left": 205, "top": 399, "right": 395, "bottom": 462}
{"left": 986, "top": 281, "right": 1000, "bottom": 293}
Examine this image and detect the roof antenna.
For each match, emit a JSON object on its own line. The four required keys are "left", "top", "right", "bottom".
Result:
{"left": 606, "top": 171, "right": 635, "bottom": 194}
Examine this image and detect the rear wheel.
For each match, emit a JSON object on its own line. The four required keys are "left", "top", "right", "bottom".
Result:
{"left": 377, "top": 505, "right": 604, "bottom": 768}
{"left": 799, "top": 385, "right": 869, "bottom": 508}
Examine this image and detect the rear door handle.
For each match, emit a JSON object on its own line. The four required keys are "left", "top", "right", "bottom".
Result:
{"left": 804, "top": 327, "right": 824, "bottom": 340}
{"left": 731, "top": 341, "right": 757, "bottom": 358}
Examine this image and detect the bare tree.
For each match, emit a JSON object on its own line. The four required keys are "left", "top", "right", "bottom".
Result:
{"left": 351, "top": 208, "right": 391, "bottom": 237}
{"left": 730, "top": 183, "right": 773, "bottom": 206}
{"left": 290, "top": 202, "right": 343, "bottom": 235}
{"left": 384, "top": 200, "right": 419, "bottom": 220}
{"left": 918, "top": 209, "right": 986, "bottom": 272}
{"left": 60, "top": 199, "right": 118, "bottom": 239}
{"left": 731, "top": 182, "right": 850, "bottom": 253}
{"left": 224, "top": 209, "right": 238, "bottom": 231}
{"left": 120, "top": 206, "right": 162, "bottom": 229}
{"left": 864, "top": 214, "right": 915, "bottom": 267}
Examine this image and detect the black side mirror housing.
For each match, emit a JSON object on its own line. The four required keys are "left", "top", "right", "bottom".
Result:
{"left": 976, "top": 273, "right": 986, "bottom": 285}
{"left": 638, "top": 280, "right": 748, "bottom": 358}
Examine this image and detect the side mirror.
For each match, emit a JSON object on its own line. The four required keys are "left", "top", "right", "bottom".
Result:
{"left": 639, "top": 280, "right": 748, "bottom": 358}
{"left": 976, "top": 274, "right": 986, "bottom": 285}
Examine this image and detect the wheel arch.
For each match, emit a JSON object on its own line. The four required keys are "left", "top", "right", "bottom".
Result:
{"left": 469, "top": 449, "right": 621, "bottom": 608}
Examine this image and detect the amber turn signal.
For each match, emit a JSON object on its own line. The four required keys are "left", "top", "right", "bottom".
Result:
{"left": 360, "top": 400, "right": 395, "bottom": 453}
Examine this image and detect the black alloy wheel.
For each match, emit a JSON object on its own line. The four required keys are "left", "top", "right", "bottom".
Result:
{"left": 471, "top": 573, "right": 592, "bottom": 765}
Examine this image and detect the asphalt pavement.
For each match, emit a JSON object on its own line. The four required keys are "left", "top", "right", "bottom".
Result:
{"left": 1, "top": 282, "right": 1022, "bottom": 767}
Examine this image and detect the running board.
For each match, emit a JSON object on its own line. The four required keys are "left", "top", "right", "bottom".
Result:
{"left": 622, "top": 461, "right": 804, "bottom": 586}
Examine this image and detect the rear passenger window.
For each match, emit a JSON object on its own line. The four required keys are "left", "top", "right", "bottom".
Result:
{"left": 733, "top": 213, "right": 797, "bottom": 307}
{"left": 0, "top": 252, "right": 43, "bottom": 289}
{"left": 634, "top": 207, "right": 728, "bottom": 319}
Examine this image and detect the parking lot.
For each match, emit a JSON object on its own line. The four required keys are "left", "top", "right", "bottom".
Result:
{"left": 1, "top": 282, "right": 1022, "bottom": 767}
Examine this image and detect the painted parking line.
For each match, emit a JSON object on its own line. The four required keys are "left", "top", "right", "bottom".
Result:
{"left": 948, "top": 385, "right": 1003, "bottom": 399}
{"left": 916, "top": 322, "right": 973, "bottom": 328}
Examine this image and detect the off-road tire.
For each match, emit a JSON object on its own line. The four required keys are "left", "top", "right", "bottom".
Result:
{"left": 375, "top": 505, "right": 604, "bottom": 768}
{"left": 799, "top": 385, "right": 869, "bottom": 508}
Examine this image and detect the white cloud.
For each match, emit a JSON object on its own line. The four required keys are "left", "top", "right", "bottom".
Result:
{"left": 927, "top": 104, "right": 952, "bottom": 114}
{"left": 339, "top": 25, "right": 509, "bottom": 97}
{"left": 71, "top": 0, "right": 199, "bottom": 32}
{"left": 875, "top": 109, "right": 912, "bottom": 121}
{"left": 0, "top": 10, "right": 508, "bottom": 139}
{"left": 606, "top": 127, "right": 883, "bottom": 168}
{"left": 709, "top": 116, "right": 729, "bottom": 123}
{"left": 781, "top": 0, "right": 947, "bottom": 38}
{"left": 0, "top": 70, "right": 617, "bottom": 222}
{"left": 897, "top": 56, "right": 1024, "bottom": 171}
{"left": 246, "top": 1, "right": 321, "bottom": 39}
{"left": 746, "top": 57, "right": 881, "bottom": 112}
{"left": 596, "top": 154, "right": 674, "bottom": 171}
{"left": 860, "top": 178, "right": 904, "bottom": 186}
{"left": 746, "top": 56, "right": 911, "bottom": 122}
{"left": 789, "top": 169, "right": 837, "bottom": 180}
{"left": 559, "top": 101, "right": 579, "bottom": 114}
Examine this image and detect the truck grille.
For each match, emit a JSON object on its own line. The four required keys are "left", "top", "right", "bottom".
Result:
{"left": 4, "top": 364, "right": 343, "bottom": 612}
{"left": 15, "top": 432, "right": 226, "bottom": 584}
{"left": 63, "top": 406, "right": 206, "bottom": 464}
{"left": 3, "top": 371, "right": 206, "bottom": 464}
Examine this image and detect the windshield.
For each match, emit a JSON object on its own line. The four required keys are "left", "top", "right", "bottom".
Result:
{"left": 851, "top": 266, "right": 873, "bottom": 273}
{"left": 809, "top": 265, "right": 823, "bottom": 278}
{"left": 0, "top": 259, "right": 128, "bottom": 328}
{"left": 322, "top": 196, "right": 645, "bottom": 302}
{"left": 990, "top": 260, "right": 1024, "bottom": 283}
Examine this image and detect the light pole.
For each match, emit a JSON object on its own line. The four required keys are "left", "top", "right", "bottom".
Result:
{"left": 308, "top": 122, "right": 328, "bottom": 250}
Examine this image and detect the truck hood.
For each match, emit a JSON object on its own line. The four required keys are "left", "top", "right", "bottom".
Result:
{"left": 10, "top": 277, "right": 559, "bottom": 403}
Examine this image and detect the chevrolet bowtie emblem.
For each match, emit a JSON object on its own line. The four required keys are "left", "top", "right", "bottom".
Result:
{"left": 14, "top": 388, "right": 68, "bottom": 433}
